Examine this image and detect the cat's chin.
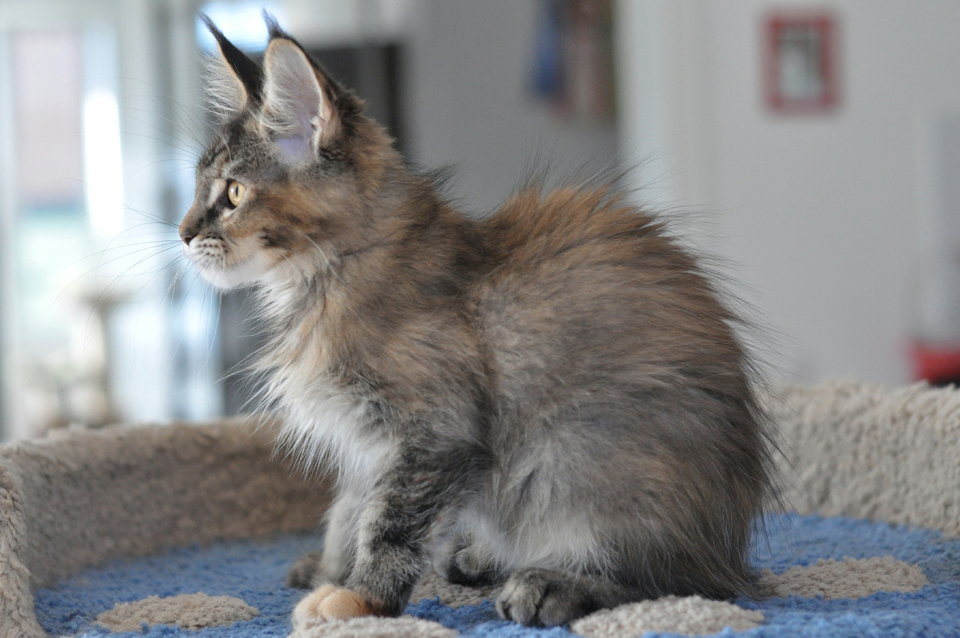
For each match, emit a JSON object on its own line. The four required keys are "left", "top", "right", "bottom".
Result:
{"left": 195, "top": 253, "right": 272, "bottom": 289}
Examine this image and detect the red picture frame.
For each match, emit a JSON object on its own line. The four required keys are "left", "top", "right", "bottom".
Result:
{"left": 763, "top": 11, "right": 839, "bottom": 114}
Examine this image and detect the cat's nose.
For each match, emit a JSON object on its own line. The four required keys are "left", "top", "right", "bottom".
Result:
{"left": 180, "top": 230, "right": 197, "bottom": 245}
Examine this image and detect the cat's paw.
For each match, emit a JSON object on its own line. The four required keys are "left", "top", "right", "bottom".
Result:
{"left": 496, "top": 568, "right": 595, "bottom": 627}
{"left": 287, "top": 550, "right": 323, "bottom": 589}
{"left": 292, "top": 584, "right": 375, "bottom": 624}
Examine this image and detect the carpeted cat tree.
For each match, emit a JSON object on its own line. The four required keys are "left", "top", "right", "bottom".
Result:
{"left": 2, "top": 380, "right": 959, "bottom": 637}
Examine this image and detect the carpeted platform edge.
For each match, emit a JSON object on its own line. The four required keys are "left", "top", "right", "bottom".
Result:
{"left": 771, "top": 380, "right": 960, "bottom": 535}
{"left": 0, "top": 418, "right": 334, "bottom": 638}
{"left": 7, "top": 379, "right": 960, "bottom": 637}
{"left": 0, "top": 460, "right": 44, "bottom": 638}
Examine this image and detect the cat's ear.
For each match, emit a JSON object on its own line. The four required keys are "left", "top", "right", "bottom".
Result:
{"left": 200, "top": 14, "right": 263, "bottom": 117}
{"left": 259, "top": 22, "right": 339, "bottom": 164}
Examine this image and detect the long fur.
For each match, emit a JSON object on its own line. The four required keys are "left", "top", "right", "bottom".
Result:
{"left": 202, "top": 54, "right": 247, "bottom": 120}
{"left": 180, "top": 17, "right": 775, "bottom": 627}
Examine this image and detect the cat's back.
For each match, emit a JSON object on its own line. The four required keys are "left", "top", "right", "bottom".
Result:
{"left": 475, "top": 187, "right": 729, "bottom": 332}
{"left": 480, "top": 187, "right": 667, "bottom": 272}
{"left": 473, "top": 186, "right": 746, "bottom": 408}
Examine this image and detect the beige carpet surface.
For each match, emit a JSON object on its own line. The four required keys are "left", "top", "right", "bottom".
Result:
{"left": 96, "top": 593, "right": 259, "bottom": 631}
{"left": 770, "top": 380, "right": 960, "bottom": 533}
{"left": 289, "top": 615, "right": 458, "bottom": 638}
{"left": 759, "top": 556, "right": 929, "bottom": 599}
{"left": 569, "top": 596, "right": 765, "bottom": 638}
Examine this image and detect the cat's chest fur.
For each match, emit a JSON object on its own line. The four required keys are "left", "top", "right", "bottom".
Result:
{"left": 263, "top": 282, "right": 390, "bottom": 487}
{"left": 275, "top": 375, "right": 387, "bottom": 486}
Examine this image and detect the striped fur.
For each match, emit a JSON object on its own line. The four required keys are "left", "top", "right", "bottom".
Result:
{"left": 180, "top": 16, "right": 774, "bottom": 627}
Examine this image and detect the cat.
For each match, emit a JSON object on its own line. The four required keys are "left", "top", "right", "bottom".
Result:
{"left": 180, "top": 15, "right": 773, "bottom": 628}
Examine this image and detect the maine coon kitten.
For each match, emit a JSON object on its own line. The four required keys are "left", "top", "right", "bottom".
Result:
{"left": 180, "top": 16, "right": 772, "bottom": 628}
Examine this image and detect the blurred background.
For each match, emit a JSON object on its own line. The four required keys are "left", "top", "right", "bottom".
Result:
{"left": 1, "top": 0, "right": 959, "bottom": 440}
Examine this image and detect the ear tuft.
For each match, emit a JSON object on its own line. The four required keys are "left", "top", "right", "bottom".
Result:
{"left": 200, "top": 13, "right": 263, "bottom": 116}
{"left": 263, "top": 11, "right": 287, "bottom": 41}
{"left": 204, "top": 55, "right": 247, "bottom": 119}
{"left": 260, "top": 38, "right": 338, "bottom": 163}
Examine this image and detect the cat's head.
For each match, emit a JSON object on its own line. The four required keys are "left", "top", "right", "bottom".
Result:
{"left": 179, "top": 15, "right": 397, "bottom": 289}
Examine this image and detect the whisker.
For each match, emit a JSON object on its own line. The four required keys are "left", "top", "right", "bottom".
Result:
{"left": 121, "top": 206, "right": 181, "bottom": 229}
{"left": 115, "top": 76, "right": 210, "bottom": 143}
{"left": 164, "top": 271, "right": 208, "bottom": 381}
{"left": 50, "top": 243, "right": 181, "bottom": 310}
{"left": 121, "top": 108, "right": 204, "bottom": 156}
{"left": 89, "top": 244, "right": 184, "bottom": 307}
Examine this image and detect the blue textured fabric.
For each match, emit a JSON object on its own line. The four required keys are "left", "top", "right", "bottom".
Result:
{"left": 33, "top": 514, "right": 960, "bottom": 637}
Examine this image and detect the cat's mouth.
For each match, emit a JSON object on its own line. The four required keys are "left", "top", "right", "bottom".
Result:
{"left": 183, "top": 235, "right": 273, "bottom": 289}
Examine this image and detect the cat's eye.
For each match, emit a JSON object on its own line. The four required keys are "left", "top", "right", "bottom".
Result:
{"left": 227, "top": 180, "right": 246, "bottom": 208}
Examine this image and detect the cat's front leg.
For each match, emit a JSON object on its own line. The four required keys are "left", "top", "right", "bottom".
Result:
{"left": 293, "top": 444, "right": 476, "bottom": 622}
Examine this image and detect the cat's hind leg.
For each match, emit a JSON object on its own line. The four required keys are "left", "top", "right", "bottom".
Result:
{"left": 287, "top": 551, "right": 323, "bottom": 589}
{"left": 496, "top": 567, "right": 637, "bottom": 627}
{"left": 287, "top": 486, "right": 364, "bottom": 589}
{"left": 435, "top": 531, "right": 504, "bottom": 587}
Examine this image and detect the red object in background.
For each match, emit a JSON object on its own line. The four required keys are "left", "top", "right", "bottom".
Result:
{"left": 910, "top": 343, "right": 960, "bottom": 385}
{"left": 763, "top": 11, "right": 839, "bottom": 114}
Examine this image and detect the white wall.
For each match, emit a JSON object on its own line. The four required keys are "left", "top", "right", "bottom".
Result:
{"left": 404, "top": 1, "right": 619, "bottom": 214}
{"left": 618, "top": 0, "right": 960, "bottom": 384}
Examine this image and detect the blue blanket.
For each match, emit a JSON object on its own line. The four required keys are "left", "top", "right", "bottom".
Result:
{"left": 34, "top": 514, "right": 960, "bottom": 637}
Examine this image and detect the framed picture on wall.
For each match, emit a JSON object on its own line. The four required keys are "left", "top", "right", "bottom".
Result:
{"left": 763, "top": 11, "right": 839, "bottom": 114}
